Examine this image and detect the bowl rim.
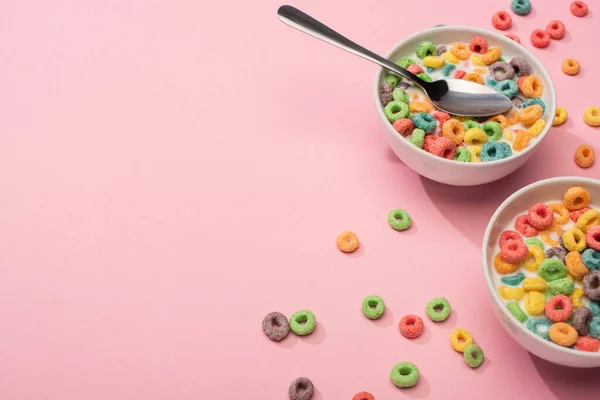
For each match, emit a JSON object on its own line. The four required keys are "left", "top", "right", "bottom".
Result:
{"left": 373, "top": 25, "right": 557, "bottom": 167}
{"left": 482, "top": 176, "right": 600, "bottom": 359}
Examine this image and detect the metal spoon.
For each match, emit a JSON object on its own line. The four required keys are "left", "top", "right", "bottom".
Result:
{"left": 277, "top": 5, "right": 513, "bottom": 117}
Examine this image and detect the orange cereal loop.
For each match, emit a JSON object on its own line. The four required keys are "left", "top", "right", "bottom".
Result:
{"left": 548, "top": 323, "right": 578, "bottom": 347}
{"left": 583, "top": 106, "right": 600, "bottom": 127}
{"left": 519, "top": 105, "right": 544, "bottom": 125}
{"left": 451, "top": 43, "right": 471, "bottom": 60}
{"left": 548, "top": 203, "right": 570, "bottom": 225}
{"left": 565, "top": 251, "right": 590, "bottom": 280}
{"left": 564, "top": 187, "right": 591, "bottom": 211}
{"left": 512, "top": 130, "right": 531, "bottom": 151}
{"left": 507, "top": 111, "right": 520, "bottom": 125}
{"left": 493, "top": 253, "right": 519, "bottom": 274}
{"left": 487, "top": 114, "right": 508, "bottom": 128}
{"left": 463, "top": 73, "right": 484, "bottom": 85}
{"left": 575, "top": 145, "right": 595, "bottom": 168}
{"left": 442, "top": 119, "right": 465, "bottom": 145}
{"left": 409, "top": 101, "right": 432, "bottom": 114}
{"left": 562, "top": 58, "right": 580, "bottom": 75}
{"left": 522, "top": 76, "right": 543, "bottom": 98}
{"left": 336, "top": 231, "right": 359, "bottom": 253}
{"left": 481, "top": 47, "right": 501, "bottom": 65}
{"left": 540, "top": 224, "right": 563, "bottom": 247}
{"left": 411, "top": 92, "right": 420, "bottom": 100}
{"left": 473, "top": 68, "right": 488, "bottom": 74}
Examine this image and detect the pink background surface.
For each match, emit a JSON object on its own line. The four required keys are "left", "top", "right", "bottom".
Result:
{"left": 0, "top": 0, "right": 599, "bottom": 399}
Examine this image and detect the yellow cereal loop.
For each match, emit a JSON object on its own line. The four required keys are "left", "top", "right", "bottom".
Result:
{"left": 423, "top": 56, "right": 446, "bottom": 68}
{"left": 464, "top": 73, "right": 484, "bottom": 85}
{"left": 524, "top": 291, "right": 545, "bottom": 316}
{"left": 576, "top": 209, "right": 600, "bottom": 232}
{"left": 507, "top": 111, "right": 519, "bottom": 125}
{"left": 499, "top": 286, "right": 525, "bottom": 300}
{"left": 553, "top": 107, "right": 568, "bottom": 126}
{"left": 472, "top": 54, "right": 485, "bottom": 66}
{"left": 503, "top": 128, "right": 513, "bottom": 142}
{"left": 522, "top": 246, "right": 545, "bottom": 272}
{"left": 570, "top": 288, "right": 585, "bottom": 308}
{"left": 584, "top": 106, "right": 600, "bottom": 127}
{"left": 450, "top": 328, "right": 474, "bottom": 352}
{"left": 562, "top": 228, "right": 587, "bottom": 252}
{"left": 548, "top": 203, "right": 570, "bottom": 225}
{"left": 409, "top": 101, "right": 432, "bottom": 114}
{"left": 443, "top": 51, "right": 460, "bottom": 64}
{"left": 527, "top": 119, "right": 546, "bottom": 137}
{"left": 482, "top": 47, "right": 501, "bottom": 65}
{"left": 470, "top": 145, "right": 482, "bottom": 162}
{"left": 464, "top": 128, "right": 488, "bottom": 146}
{"left": 523, "top": 277, "right": 547, "bottom": 292}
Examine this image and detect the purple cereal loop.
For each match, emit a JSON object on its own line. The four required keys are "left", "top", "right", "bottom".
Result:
{"left": 509, "top": 56, "right": 531, "bottom": 77}
{"left": 436, "top": 45, "right": 448, "bottom": 56}
{"left": 490, "top": 61, "right": 516, "bottom": 81}
{"left": 398, "top": 80, "right": 412, "bottom": 90}
{"left": 583, "top": 271, "right": 600, "bottom": 301}
{"left": 546, "top": 247, "right": 568, "bottom": 263}
{"left": 573, "top": 306, "right": 593, "bottom": 336}
{"left": 379, "top": 83, "right": 394, "bottom": 106}
{"left": 512, "top": 93, "right": 526, "bottom": 108}
{"left": 288, "top": 377, "right": 314, "bottom": 400}
{"left": 262, "top": 311, "right": 290, "bottom": 342}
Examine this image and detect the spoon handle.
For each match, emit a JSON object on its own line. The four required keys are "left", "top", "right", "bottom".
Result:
{"left": 277, "top": 5, "right": 425, "bottom": 86}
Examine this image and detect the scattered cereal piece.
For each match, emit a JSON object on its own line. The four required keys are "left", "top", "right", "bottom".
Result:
{"left": 590, "top": 319, "right": 600, "bottom": 339}
{"left": 390, "top": 362, "right": 419, "bottom": 388}
{"left": 463, "top": 344, "right": 484, "bottom": 368}
{"left": 426, "top": 297, "right": 451, "bottom": 321}
{"left": 507, "top": 301, "right": 528, "bottom": 322}
{"left": 523, "top": 246, "right": 546, "bottom": 272}
{"left": 384, "top": 101, "right": 410, "bottom": 122}
{"left": 553, "top": 107, "right": 568, "bottom": 126}
{"left": 492, "top": 11, "right": 512, "bottom": 30}
{"left": 511, "top": 0, "right": 532, "bottom": 15}
{"left": 288, "top": 377, "right": 314, "bottom": 400}
{"left": 450, "top": 328, "right": 474, "bottom": 352}
{"left": 289, "top": 310, "right": 316, "bottom": 336}
{"left": 423, "top": 56, "right": 446, "bottom": 68}
{"left": 546, "top": 20, "right": 565, "bottom": 39}
{"left": 570, "top": 1, "right": 589, "bottom": 17}
{"left": 262, "top": 312, "right": 291, "bottom": 342}
{"left": 399, "top": 315, "right": 424, "bottom": 339}
{"left": 562, "top": 58, "right": 580, "bottom": 75}
{"left": 505, "top": 33, "right": 521, "bottom": 43}
{"left": 531, "top": 29, "right": 551, "bottom": 48}
{"left": 489, "top": 61, "right": 515, "bottom": 81}
{"left": 549, "top": 322, "right": 578, "bottom": 346}
{"left": 352, "top": 392, "right": 375, "bottom": 400}
{"left": 584, "top": 106, "right": 600, "bottom": 127}
{"left": 429, "top": 137, "right": 457, "bottom": 159}
{"left": 362, "top": 295, "right": 385, "bottom": 320}
{"left": 562, "top": 228, "right": 587, "bottom": 252}
{"left": 336, "top": 231, "right": 359, "bottom": 253}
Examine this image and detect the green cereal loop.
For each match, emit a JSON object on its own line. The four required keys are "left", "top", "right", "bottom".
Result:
{"left": 507, "top": 301, "right": 528, "bottom": 323}
{"left": 501, "top": 272, "right": 526, "bottom": 286}
{"left": 390, "top": 362, "right": 419, "bottom": 388}
{"left": 548, "top": 278, "right": 575, "bottom": 295}
{"left": 538, "top": 258, "right": 567, "bottom": 282}
{"left": 417, "top": 73, "right": 432, "bottom": 82}
{"left": 397, "top": 57, "right": 415, "bottom": 69}
{"left": 392, "top": 88, "right": 410, "bottom": 104}
{"left": 384, "top": 101, "right": 410, "bottom": 122}
{"left": 289, "top": 310, "right": 316, "bottom": 336}
{"left": 362, "top": 295, "right": 385, "bottom": 320}
{"left": 525, "top": 238, "right": 544, "bottom": 251}
{"left": 426, "top": 297, "right": 451, "bottom": 322}
{"left": 463, "top": 120, "right": 480, "bottom": 130}
{"left": 454, "top": 147, "right": 471, "bottom": 162}
{"left": 388, "top": 208, "right": 412, "bottom": 231}
{"left": 498, "top": 57, "right": 506, "bottom": 62}
{"left": 386, "top": 74, "right": 399, "bottom": 87}
{"left": 481, "top": 121, "right": 503, "bottom": 141}
{"left": 416, "top": 41, "right": 436, "bottom": 59}
{"left": 463, "top": 344, "right": 484, "bottom": 368}
{"left": 410, "top": 129, "right": 425, "bottom": 148}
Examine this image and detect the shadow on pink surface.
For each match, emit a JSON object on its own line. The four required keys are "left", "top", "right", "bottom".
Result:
{"left": 371, "top": 306, "right": 394, "bottom": 328}
{"left": 299, "top": 322, "right": 326, "bottom": 345}
{"left": 530, "top": 355, "right": 600, "bottom": 400}
{"left": 394, "top": 373, "right": 430, "bottom": 399}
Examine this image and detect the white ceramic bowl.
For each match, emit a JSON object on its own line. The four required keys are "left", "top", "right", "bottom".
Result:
{"left": 483, "top": 177, "right": 600, "bottom": 368}
{"left": 374, "top": 26, "right": 556, "bottom": 186}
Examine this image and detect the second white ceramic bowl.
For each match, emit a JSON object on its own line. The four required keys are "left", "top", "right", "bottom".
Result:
{"left": 374, "top": 26, "right": 556, "bottom": 186}
{"left": 483, "top": 177, "right": 600, "bottom": 368}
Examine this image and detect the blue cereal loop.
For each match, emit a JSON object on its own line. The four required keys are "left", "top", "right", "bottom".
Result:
{"left": 591, "top": 301, "right": 600, "bottom": 318}
{"left": 582, "top": 248, "right": 600, "bottom": 270}
{"left": 501, "top": 272, "right": 525, "bottom": 286}
{"left": 411, "top": 112, "right": 437, "bottom": 133}
{"left": 442, "top": 63, "right": 456, "bottom": 77}
{"left": 522, "top": 98, "right": 546, "bottom": 114}
{"left": 527, "top": 318, "right": 551, "bottom": 340}
{"left": 480, "top": 142, "right": 512, "bottom": 162}
{"left": 511, "top": 0, "right": 532, "bottom": 15}
{"left": 486, "top": 79, "right": 498, "bottom": 88}
{"left": 590, "top": 318, "right": 600, "bottom": 339}
{"left": 495, "top": 80, "right": 519, "bottom": 99}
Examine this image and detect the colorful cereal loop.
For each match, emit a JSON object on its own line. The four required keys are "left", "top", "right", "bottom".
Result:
{"left": 540, "top": 225, "right": 563, "bottom": 247}
{"left": 531, "top": 29, "right": 551, "bottom": 49}
{"left": 564, "top": 187, "right": 591, "bottom": 211}
{"left": 565, "top": 251, "right": 590, "bottom": 280}
{"left": 471, "top": 54, "right": 485, "bottom": 66}
{"left": 450, "top": 43, "right": 471, "bottom": 60}
{"left": 487, "top": 114, "right": 509, "bottom": 128}
{"left": 512, "top": 129, "right": 530, "bottom": 151}
{"left": 576, "top": 209, "right": 600, "bottom": 232}
{"left": 553, "top": 107, "right": 568, "bottom": 126}
{"left": 423, "top": 56, "right": 446, "bottom": 68}
{"left": 442, "top": 119, "right": 465, "bottom": 145}
{"left": 492, "top": 11, "right": 512, "bottom": 30}
{"left": 507, "top": 111, "right": 519, "bottom": 126}
{"left": 450, "top": 328, "right": 474, "bottom": 352}
{"left": 503, "top": 128, "right": 513, "bottom": 141}
{"left": 464, "top": 73, "right": 484, "bottom": 85}
{"left": 469, "top": 145, "right": 482, "bottom": 162}
{"left": 570, "top": 287, "right": 585, "bottom": 308}
{"left": 575, "top": 145, "right": 595, "bottom": 168}
{"left": 464, "top": 128, "right": 488, "bottom": 146}
{"left": 409, "top": 101, "right": 432, "bottom": 114}
{"left": 548, "top": 203, "right": 570, "bottom": 225}
{"left": 519, "top": 105, "right": 543, "bottom": 125}
{"left": 562, "top": 58, "right": 580, "bottom": 75}
{"left": 526, "top": 119, "right": 545, "bottom": 137}
{"left": 507, "top": 301, "right": 528, "bottom": 322}
{"left": 499, "top": 286, "right": 525, "bottom": 300}
{"left": 336, "top": 231, "right": 359, "bottom": 253}
{"left": 443, "top": 51, "right": 460, "bottom": 64}
{"left": 523, "top": 245, "right": 546, "bottom": 272}
{"left": 523, "top": 277, "right": 547, "bottom": 292}
{"left": 563, "top": 228, "right": 587, "bottom": 252}
{"left": 524, "top": 291, "right": 546, "bottom": 316}
{"left": 549, "top": 322, "right": 578, "bottom": 347}
{"left": 583, "top": 106, "right": 600, "bottom": 126}
{"left": 481, "top": 47, "right": 502, "bottom": 65}
{"left": 521, "top": 76, "right": 543, "bottom": 98}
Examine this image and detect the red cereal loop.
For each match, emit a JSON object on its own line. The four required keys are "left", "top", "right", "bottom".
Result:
{"left": 433, "top": 111, "right": 451, "bottom": 126}
{"left": 515, "top": 215, "right": 540, "bottom": 237}
{"left": 528, "top": 203, "right": 554, "bottom": 230}
{"left": 352, "top": 392, "right": 375, "bottom": 400}
{"left": 492, "top": 11, "right": 512, "bottom": 30}
{"left": 469, "top": 36, "right": 489, "bottom": 54}
{"left": 429, "top": 136, "right": 456, "bottom": 159}
{"left": 586, "top": 225, "right": 600, "bottom": 251}
{"left": 531, "top": 29, "right": 551, "bottom": 48}
{"left": 546, "top": 20, "right": 565, "bottom": 39}
{"left": 423, "top": 135, "right": 437, "bottom": 152}
{"left": 576, "top": 336, "right": 600, "bottom": 352}
{"left": 392, "top": 118, "right": 415, "bottom": 136}
{"left": 501, "top": 239, "right": 529, "bottom": 263}
{"left": 399, "top": 315, "right": 424, "bottom": 339}
{"left": 407, "top": 64, "right": 424, "bottom": 75}
{"left": 505, "top": 33, "right": 521, "bottom": 44}
{"left": 545, "top": 295, "right": 573, "bottom": 322}
{"left": 571, "top": 207, "right": 592, "bottom": 222}
{"left": 571, "top": 1, "right": 589, "bottom": 17}
{"left": 454, "top": 70, "right": 466, "bottom": 79}
{"left": 499, "top": 230, "right": 522, "bottom": 248}
{"left": 517, "top": 76, "right": 527, "bottom": 92}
